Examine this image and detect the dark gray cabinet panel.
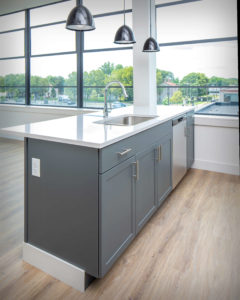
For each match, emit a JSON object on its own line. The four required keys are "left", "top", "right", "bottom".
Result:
{"left": 135, "top": 144, "right": 157, "bottom": 233}
{"left": 26, "top": 139, "right": 99, "bottom": 277}
{"left": 156, "top": 134, "right": 172, "bottom": 207}
{"left": 99, "top": 121, "right": 172, "bottom": 173}
{"left": 99, "top": 156, "right": 135, "bottom": 277}
{"left": 187, "top": 112, "right": 194, "bottom": 169}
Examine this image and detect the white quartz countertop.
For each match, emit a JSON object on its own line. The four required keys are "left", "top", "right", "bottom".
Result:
{"left": 1, "top": 105, "right": 194, "bottom": 148}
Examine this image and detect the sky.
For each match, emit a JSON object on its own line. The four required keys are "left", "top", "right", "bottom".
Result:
{"left": 0, "top": 0, "right": 238, "bottom": 80}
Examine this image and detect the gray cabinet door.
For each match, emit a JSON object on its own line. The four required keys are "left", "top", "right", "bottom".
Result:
{"left": 187, "top": 113, "right": 194, "bottom": 169}
{"left": 135, "top": 144, "right": 157, "bottom": 234}
{"left": 156, "top": 134, "right": 172, "bottom": 207}
{"left": 99, "top": 156, "right": 135, "bottom": 277}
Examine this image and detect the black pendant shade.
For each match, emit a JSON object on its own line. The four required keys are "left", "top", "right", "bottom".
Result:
{"left": 114, "top": 25, "right": 136, "bottom": 44}
{"left": 66, "top": 5, "right": 95, "bottom": 31}
{"left": 142, "top": 0, "right": 160, "bottom": 52}
{"left": 114, "top": 0, "right": 136, "bottom": 44}
{"left": 143, "top": 37, "right": 160, "bottom": 52}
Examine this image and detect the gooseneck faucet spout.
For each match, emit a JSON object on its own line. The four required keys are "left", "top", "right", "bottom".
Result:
{"left": 104, "top": 81, "right": 128, "bottom": 118}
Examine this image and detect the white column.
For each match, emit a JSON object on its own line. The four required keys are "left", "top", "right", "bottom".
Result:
{"left": 132, "top": 0, "right": 157, "bottom": 113}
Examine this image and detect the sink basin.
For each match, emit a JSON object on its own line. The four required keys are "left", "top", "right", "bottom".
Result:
{"left": 95, "top": 115, "right": 157, "bottom": 126}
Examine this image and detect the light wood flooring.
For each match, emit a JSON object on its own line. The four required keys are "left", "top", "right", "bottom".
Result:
{"left": 0, "top": 138, "right": 240, "bottom": 300}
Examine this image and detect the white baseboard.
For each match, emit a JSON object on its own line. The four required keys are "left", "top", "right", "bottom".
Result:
{"left": 23, "top": 243, "right": 93, "bottom": 292}
{"left": 192, "top": 159, "right": 240, "bottom": 175}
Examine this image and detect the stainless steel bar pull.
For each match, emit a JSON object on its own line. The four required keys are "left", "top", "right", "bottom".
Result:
{"left": 158, "top": 146, "right": 162, "bottom": 162}
{"left": 133, "top": 160, "right": 139, "bottom": 180}
{"left": 117, "top": 148, "right": 132, "bottom": 156}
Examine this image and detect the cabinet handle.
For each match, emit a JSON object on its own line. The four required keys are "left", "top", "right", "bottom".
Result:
{"left": 117, "top": 148, "right": 132, "bottom": 156}
{"left": 157, "top": 146, "right": 162, "bottom": 162}
{"left": 133, "top": 160, "right": 139, "bottom": 180}
{"left": 184, "top": 127, "right": 188, "bottom": 137}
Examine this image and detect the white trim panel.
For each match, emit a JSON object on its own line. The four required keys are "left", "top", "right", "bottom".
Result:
{"left": 23, "top": 242, "right": 87, "bottom": 292}
{"left": 193, "top": 159, "right": 239, "bottom": 176}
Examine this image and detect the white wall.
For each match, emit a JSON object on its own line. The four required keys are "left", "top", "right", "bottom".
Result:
{"left": 193, "top": 115, "right": 239, "bottom": 175}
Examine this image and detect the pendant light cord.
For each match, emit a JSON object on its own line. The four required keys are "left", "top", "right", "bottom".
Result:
{"left": 150, "top": 0, "right": 152, "bottom": 37}
{"left": 124, "top": 0, "right": 126, "bottom": 25}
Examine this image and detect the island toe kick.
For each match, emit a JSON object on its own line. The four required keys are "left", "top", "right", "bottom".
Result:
{"left": 23, "top": 243, "right": 94, "bottom": 292}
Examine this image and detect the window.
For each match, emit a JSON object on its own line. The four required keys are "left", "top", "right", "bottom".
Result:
{"left": 0, "top": 0, "right": 134, "bottom": 108}
{"left": 0, "top": 12, "right": 25, "bottom": 104}
{"left": 156, "top": 0, "right": 238, "bottom": 106}
{"left": 30, "top": 0, "right": 75, "bottom": 26}
{"left": 30, "top": 1, "right": 77, "bottom": 107}
{"left": 31, "top": 54, "right": 77, "bottom": 106}
{"left": 83, "top": 0, "right": 132, "bottom": 15}
{"left": 83, "top": 1, "right": 133, "bottom": 109}
{"left": 84, "top": 13, "right": 132, "bottom": 50}
{"left": 83, "top": 50, "right": 133, "bottom": 108}
{"left": 31, "top": 24, "right": 76, "bottom": 55}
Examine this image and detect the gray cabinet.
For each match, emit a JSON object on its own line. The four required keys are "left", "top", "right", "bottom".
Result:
{"left": 99, "top": 156, "right": 135, "bottom": 276}
{"left": 187, "top": 111, "right": 194, "bottom": 169}
{"left": 156, "top": 134, "right": 172, "bottom": 207}
{"left": 25, "top": 120, "right": 174, "bottom": 279}
{"left": 135, "top": 144, "right": 157, "bottom": 233}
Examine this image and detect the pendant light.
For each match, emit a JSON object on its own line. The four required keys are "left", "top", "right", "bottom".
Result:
{"left": 114, "top": 0, "right": 136, "bottom": 44}
{"left": 143, "top": 0, "right": 160, "bottom": 52}
{"left": 66, "top": 3, "right": 95, "bottom": 31}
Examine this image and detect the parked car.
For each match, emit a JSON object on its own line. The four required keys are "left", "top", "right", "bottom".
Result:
{"left": 111, "top": 101, "right": 126, "bottom": 109}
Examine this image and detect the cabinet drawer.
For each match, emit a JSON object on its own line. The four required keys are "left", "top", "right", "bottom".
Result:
{"left": 99, "top": 121, "right": 172, "bottom": 173}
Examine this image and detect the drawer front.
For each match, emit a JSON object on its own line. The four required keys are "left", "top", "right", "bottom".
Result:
{"left": 99, "top": 121, "right": 172, "bottom": 173}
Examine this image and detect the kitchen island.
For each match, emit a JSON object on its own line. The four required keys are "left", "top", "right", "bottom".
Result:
{"left": 1, "top": 105, "right": 194, "bottom": 291}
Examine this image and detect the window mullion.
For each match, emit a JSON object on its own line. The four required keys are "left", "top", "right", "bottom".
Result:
{"left": 25, "top": 9, "right": 31, "bottom": 105}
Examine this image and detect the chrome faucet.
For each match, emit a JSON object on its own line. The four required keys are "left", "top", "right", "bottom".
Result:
{"left": 104, "top": 81, "right": 128, "bottom": 118}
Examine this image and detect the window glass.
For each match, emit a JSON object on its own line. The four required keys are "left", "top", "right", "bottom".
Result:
{"left": 0, "top": 87, "right": 25, "bottom": 104}
{"left": 156, "top": 41, "right": 238, "bottom": 105}
{"left": 31, "top": 24, "right": 76, "bottom": 55}
{"left": 157, "top": 0, "right": 237, "bottom": 43}
{"left": 31, "top": 54, "right": 77, "bottom": 81}
{"left": 0, "top": 11, "right": 25, "bottom": 32}
{"left": 0, "top": 59, "right": 25, "bottom": 104}
{"left": 30, "top": 87, "right": 77, "bottom": 106}
{"left": 0, "top": 59, "right": 25, "bottom": 85}
{"left": 0, "top": 31, "right": 24, "bottom": 58}
{"left": 83, "top": 50, "right": 133, "bottom": 108}
{"left": 83, "top": 0, "right": 132, "bottom": 15}
{"left": 30, "top": 0, "right": 76, "bottom": 26}
{"left": 84, "top": 13, "right": 132, "bottom": 50}
{"left": 31, "top": 54, "right": 77, "bottom": 106}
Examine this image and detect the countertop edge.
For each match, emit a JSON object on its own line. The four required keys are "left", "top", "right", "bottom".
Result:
{"left": 0, "top": 107, "right": 195, "bottom": 149}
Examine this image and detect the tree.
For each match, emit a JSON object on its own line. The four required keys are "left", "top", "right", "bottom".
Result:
{"left": 169, "top": 90, "right": 183, "bottom": 104}
{"left": 100, "top": 62, "right": 115, "bottom": 76}
{"left": 108, "top": 66, "right": 133, "bottom": 101}
{"left": 181, "top": 72, "right": 209, "bottom": 97}
{"left": 47, "top": 76, "right": 65, "bottom": 95}
{"left": 209, "top": 76, "right": 238, "bottom": 86}
{"left": 31, "top": 76, "right": 49, "bottom": 100}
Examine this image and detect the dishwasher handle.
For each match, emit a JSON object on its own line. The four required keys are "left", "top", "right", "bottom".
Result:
{"left": 172, "top": 115, "right": 186, "bottom": 126}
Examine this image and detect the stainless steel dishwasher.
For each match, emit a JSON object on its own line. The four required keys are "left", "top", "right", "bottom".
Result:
{"left": 172, "top": 115, "right": 187, "bottom": 189}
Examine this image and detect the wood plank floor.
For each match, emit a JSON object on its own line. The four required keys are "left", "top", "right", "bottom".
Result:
{"left": 0, "top": 138, "right": 239, "bottom": 300}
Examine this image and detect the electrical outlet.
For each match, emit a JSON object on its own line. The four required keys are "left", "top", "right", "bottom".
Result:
{"left": 32, "top": 158, "right": 40, "bottom": 177}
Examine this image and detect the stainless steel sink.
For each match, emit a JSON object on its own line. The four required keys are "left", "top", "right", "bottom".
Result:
{"left": 95, "top": 115, "right": 157, "bottom": 126}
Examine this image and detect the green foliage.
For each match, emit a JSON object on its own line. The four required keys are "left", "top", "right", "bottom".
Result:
{"left": 169, "top": 90, "right": 183, "bottom": 104}
{"left": 156, "top": 69, "right": 175, "bottom": 86}
{"left": 209, "top": 76, "right": 238, "bottom": 86}
{"left": 181, "top": 72, "right": 209, "bottom": 97}
{"left": 100, "top": 62, "right": 115, "bottom": 76}
{"left": 0, "top": 62, "right": 238, "bottom": 104}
